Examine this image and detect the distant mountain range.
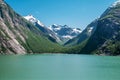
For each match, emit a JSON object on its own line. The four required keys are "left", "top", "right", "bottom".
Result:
{"left": 49, "top": 24, "right": 81, "bottom": 43}
{"left": 0, "top": 0, "right": 120, "bottom": 55}
{"left": 24, "top": 15, "right": 81, "bottom": 43}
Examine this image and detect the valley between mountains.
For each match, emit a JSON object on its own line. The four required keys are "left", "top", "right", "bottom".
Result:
{"left": 0, "top": 0, "right": 120, "bottom": 55}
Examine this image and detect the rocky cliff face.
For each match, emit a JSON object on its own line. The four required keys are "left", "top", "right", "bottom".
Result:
{"left": 0, "top": 1, "right": 27, "bottom": 54}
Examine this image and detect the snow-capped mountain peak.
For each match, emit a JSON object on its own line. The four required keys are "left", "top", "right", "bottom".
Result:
{"left": 24, "top": 15, "right": 44, "bottom": 27}
{"left": 24, "top": 15, "right": 37, "bottom": 24}
{"left": 110, "top": 0, "right": 120, "bottom": 7}
{"left": 49, "top": 24, "right": 82, "bottom": 40}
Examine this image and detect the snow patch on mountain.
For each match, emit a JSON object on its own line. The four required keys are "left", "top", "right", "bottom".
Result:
{"left": 88, "top": 27, "right": 94, "bottom": 33}
{"left": 73, "top": 28, "right": 82, "bottom": 33}
{"left": 24, "top": 15, "right": 44, "bottom": 27}
{"left": 110, "top": 0, "right": 120, "bottom": 7}
{"left": 62, "top": 35, "right": 73, "bottom": 39}
{"left": 49, "top": 24, "right": 62, "bottom": 31}
{"left": 53, "top": 27, "right": 61, "bottom": 31}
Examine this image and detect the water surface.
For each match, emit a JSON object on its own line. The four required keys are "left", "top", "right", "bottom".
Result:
{"left": 0, "top": 54, "right": 120, "bottom": 80}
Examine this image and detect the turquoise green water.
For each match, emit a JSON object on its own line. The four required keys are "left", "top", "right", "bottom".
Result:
{"left": 0, "top": 54, "right": 120, "bottom": 80}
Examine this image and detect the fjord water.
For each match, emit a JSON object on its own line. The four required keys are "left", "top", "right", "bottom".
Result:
{"left": 0, "top": 54, "right": 120, "bottom": 80}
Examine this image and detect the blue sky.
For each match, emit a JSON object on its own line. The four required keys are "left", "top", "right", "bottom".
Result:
{"left": 5, "top": 0, "right": 116, "bottom": 30}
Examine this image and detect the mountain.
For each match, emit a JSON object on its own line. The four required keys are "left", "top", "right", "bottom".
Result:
{"left": 64, "top": 19, "right": 98, "bottom": 46}
{"left": 24, "top": 15, "right": 60, "bottom": 43}
{"left": 0, "top": 0, "right": 64, "bottom": 54}
{"left": 49, "top": 24, "right": 82, "bottom": 43}
{"left": 74, "top": 0, "right": 120, "bottom": 55}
